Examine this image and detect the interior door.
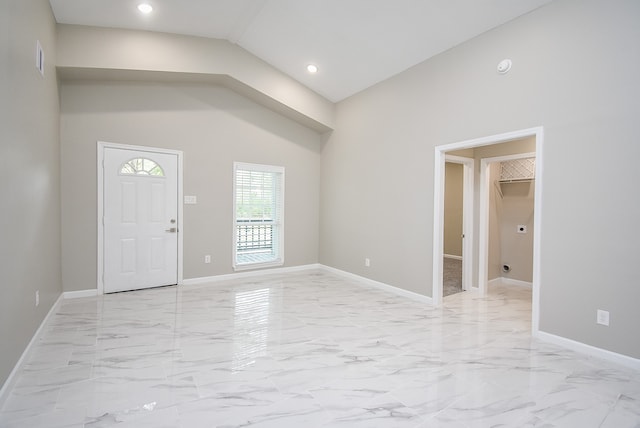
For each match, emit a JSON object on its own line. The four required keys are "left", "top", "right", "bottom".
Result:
{"left": 103, "top": 147, "right": 178, "bottom": 293}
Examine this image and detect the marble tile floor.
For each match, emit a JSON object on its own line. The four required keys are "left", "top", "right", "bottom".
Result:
{"left": 1, "top": 270, "right": 639, "bottom": 427}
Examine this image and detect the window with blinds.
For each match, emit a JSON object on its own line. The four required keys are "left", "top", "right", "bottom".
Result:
{"left": 233, "top": 162, "right": 284, "bottom": 270}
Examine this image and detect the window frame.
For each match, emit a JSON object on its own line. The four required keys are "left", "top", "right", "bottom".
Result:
{"left": 232, "top": 162, "right": 285, "bottom": 271}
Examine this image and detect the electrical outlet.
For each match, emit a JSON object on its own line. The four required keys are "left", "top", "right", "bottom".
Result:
{"left": 35, "top": 290, "right": 40, "bottom": 307}
{"left": 596, "top": 309, "right": 609, "bottom": 326}
{"left": 204, "top": 255, "right": 211, "bottom": 264}
{"left": 365, "top": 258, "right": 370, "bottom": 267}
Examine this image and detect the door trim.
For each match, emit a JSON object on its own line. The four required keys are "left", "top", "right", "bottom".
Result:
{"left": 432, "top": 126, "right": 544, "bottom": 335}
{"left": 97, "top": 141, "right": 184, "bottom": 295}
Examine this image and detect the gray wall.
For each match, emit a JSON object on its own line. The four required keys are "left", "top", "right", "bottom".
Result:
{"left": 0, "top": 0, "right": 61, "bottom": 387}
{"left": 443, "top": 163, "right": 463, "bottom": 257}
{"left": 61, "top": 81, "right": 321, "bottom": 291}
{"left": 56, "top": 24, "right": 334, "bottom": 132}
{"left": 320, "top": 0, "right": 640, "bottom": 358}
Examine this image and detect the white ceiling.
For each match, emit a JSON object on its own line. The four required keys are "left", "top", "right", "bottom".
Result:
{"left": 49, "top": 0, "right": 553, "bottom": 102}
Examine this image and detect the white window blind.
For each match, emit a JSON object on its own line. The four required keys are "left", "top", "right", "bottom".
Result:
{"left": 233, "top": 162, "right": 284, "bottom": 270}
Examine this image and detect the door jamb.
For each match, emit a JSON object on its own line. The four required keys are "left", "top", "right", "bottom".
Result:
{"left": 432, "top": 126, "right": 544, "bottom": 335}
{"left": 97, "top": 141, "right": 184, "bottom": 295}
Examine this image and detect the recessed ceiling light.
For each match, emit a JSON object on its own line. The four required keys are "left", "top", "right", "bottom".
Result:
{"left": 307, "top": 64, "right": 318, "bottom": 73}
{"left": 137, "top": 3, "right": 153, "bottom": 14}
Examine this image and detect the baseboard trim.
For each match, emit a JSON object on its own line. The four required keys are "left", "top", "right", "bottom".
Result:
{"left": 0, "top": 293, "right": 63, "bottom": 406}
{"left": 487, "top": 277, "right": 501, "bottom": 286}
{"left": 63, "top": 289, "right": 98, "bottom": 299}
{"left": 488, "top": 277, "right": 532, "bottom": 288}
{"left": 443, "top": 254, "right": 462, "bottom": 260}
{"left": 181, "top": 264, "right": 322, "bottom": 286}
{"left": 501, "top": 278, "right": 533, "bottom": 288}
{"left": 535, "top": 330, "right": 640, "bottom": 370}
{"left": 320, "top": 265, "right": 432, "bottom": 305}
{"left": 182, "top": 264, "right": 432, "bottom": 305}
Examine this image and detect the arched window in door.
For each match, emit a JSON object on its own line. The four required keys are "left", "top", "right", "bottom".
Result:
{"left": 119, "top": 158, "right": 165, "bottom": 177}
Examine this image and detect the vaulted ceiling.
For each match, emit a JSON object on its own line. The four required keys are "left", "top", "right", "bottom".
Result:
{"left": 49, "top": 0, "right": 553, "bottom": 102}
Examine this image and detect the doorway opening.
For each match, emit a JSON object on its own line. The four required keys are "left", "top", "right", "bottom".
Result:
{"left": 432, "top": 127, "right": 543, "bottom": 334}
{"left": 479, "top": 152, "right": 536, "bottom": 296}
{"left": 442, "top": 155, "right": 474, "bottom": 297}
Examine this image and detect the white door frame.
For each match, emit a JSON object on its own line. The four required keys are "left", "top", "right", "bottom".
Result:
{"left": 443, "top": 155, "right": 474, "bottom": 292}
{"left": 432, "top": 126, "right": 544, "bottom": 334}
{"left": 97, "top": 141, "right": 184, "bottom": 295}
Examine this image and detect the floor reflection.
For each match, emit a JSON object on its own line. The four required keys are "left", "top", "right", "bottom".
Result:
{"left": 232, "top": 288, "right": 271, "bottom": 370}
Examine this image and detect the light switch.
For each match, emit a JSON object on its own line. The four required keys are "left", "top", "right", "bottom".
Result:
{"left": 597, "top": 309, "right": 609, "bottom": 326}
{"left": 184, "top": 195, "right": 197, "bottom": 204}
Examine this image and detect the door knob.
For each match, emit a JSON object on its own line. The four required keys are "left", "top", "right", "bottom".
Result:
{"left": 165, "top": 227, "right": 177, "bottom": 233}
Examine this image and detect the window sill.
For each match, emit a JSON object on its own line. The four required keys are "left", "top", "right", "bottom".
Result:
{"left": 233, "top": 260, "right": 284, "bottom": 272}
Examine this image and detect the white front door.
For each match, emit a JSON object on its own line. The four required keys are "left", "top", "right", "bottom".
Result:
{"left": 103, "top": 147, "right": 178, "bottom": 293}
